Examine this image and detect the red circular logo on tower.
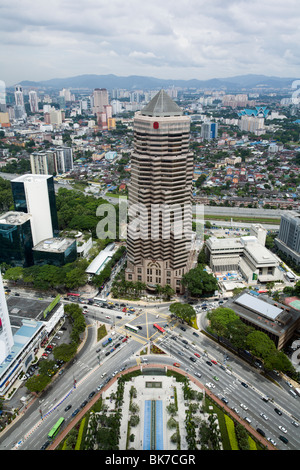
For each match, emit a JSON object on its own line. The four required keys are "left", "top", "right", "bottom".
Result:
{"left": 153, "top": 122, "right": 159, "bottom": 129}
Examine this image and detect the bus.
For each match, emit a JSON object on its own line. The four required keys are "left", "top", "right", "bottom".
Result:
{"left": 286, "top": 271, "right": 296, "bottom": 282}
{"left": 124, "top": 324, "right": 139, "bottom": 333}
{"left": 153, "top": 323, "right": 165, "bottom": 333}
{"left": 48, "top": 417, "right": 65, "bottom": 439}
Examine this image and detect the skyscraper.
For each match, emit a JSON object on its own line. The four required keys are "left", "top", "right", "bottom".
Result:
{"left": 29, "top": 90, "right": 39, "bottom": 113}
{"left": 92, "top": 88, "right": 109, "bottom": 115}
{"left": 11, "top": 174, "right": 59, "bottom": 246}
{"left": 275, "top": 212, "right": 300, "bottom": 266}
{"left": 125, "top": 90, "right": 194, "bottom": 294}
{"left": 14, "top": 85, "right": 26, "bottom": 119}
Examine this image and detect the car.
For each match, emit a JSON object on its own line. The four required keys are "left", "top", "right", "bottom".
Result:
{"left": 274, "top": 408, "right": 282, "bottom": 416}
{"left": 189, "top": 356, "right": 196, "bottom": 362}
{"left": 206, "top": 382, "right": 215, "bottom": 389}
{"left": 42, "top": 353, "right": 48, "bottom": 357}
{"left": 240, "top": 403, "right": 248, "bottom": 410}
{"left": 180, "top": 326, "right": 186, "bottom": 331}
{"left": 178, "top": 351, "right": 184, "bottom": 356}
{"left": 182, "top": 339, "right": 188, "bottom": 344}
{"left": 267, "top": 437, "right": 277, "bottom": 446}
{"left": 105, "top": 316, "right": 110, "bottom": 319}
{"left": 194, "top": 353, "right": 200, "bottom": 358}
{"left": 260, "top": 413, "right": 268, "bottom": 420}
{"left": 122, "top": 338, "right": 128, "bottom": 342}
{"left": 195, "top": 372, "right": 201, "bottom": 377}
{"left": 213, "top": 376, "right": 219, "bottom": 381}
{"left": 80, "top": 400, "right": 88, "bottom": 408}
{"left": 279, "top": 435, "right": 288, "bottom": 444}
{"left": 192, "top": 332, "right": 199, "bottom": 337}
{"left": 97, "top": 384, "right": 103, "bottom": 391}
{"left": 72, "top": 408, "right": 80, "bottom": 417}
{"left": 206, "top": 361, "right": 212, "bottom": 366}
{"left": 241, "top": 382, "right": 248, "bottom": 388}
{"left": 173, "top": 363, "right": 180, "bottom": 367}
{"left": 88, "top": 391, "right": 95, "bottom": 399}
{"left": 279, "top": 426, "right": 287, "bottom": 433}
{"left": 64, "top": 404, "right": 72, "bottom": 412}
{"left": 291, "top": 420, "right": 299, "bottom": 427}
{"left": 40, "top": 440, "right": 51, "bottom": 450}
{"left": 232, "top": 407, "right": 239, "bottom": 415}
{"left": 96, "top": 348, "right": 101, "bottom": 353}
{"left": 211, "top": 360, "right": 218, "bottom": 365}
{"left": 256, "top": 428, "right": 265, "bottom": 437}
{"left": 105, "top": 351, "right": 110, "bottom": 356}
{"left": 116, "top": 316, "right": 122, "bottom": 319}
{"left": 137, "top": 326, "right": 142, "bottom": 330}
{"left": 221, "top": 397, "right": 228, "bottom": 404}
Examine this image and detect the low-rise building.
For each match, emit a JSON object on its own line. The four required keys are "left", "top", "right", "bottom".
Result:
{"left": 225, "top": 291, "right": 300, "bottom": 350}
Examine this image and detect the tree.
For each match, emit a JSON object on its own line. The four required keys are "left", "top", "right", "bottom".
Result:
{"left": 207, "top": 307, "right": 240, "bottom": 338}
{"left": 26, "top": 374, "right": 51, "bottom": 394}
{"left": 181, "top": 265, "right": 218, "bottom": 297}
{"left": 162, "top": 284, "right": 175, "bottom": 300}
{"left": 169, "top": 302, "right": 196, "bottom": 324}
{"left": 246, "top": 330, "right": 276, "bottom": 359}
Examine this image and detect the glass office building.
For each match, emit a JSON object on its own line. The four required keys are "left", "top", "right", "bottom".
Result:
{"left": 0, "top": 212, "right": 34, "bottom": 267}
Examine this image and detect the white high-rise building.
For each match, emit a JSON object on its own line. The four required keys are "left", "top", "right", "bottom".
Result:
{"left": 11, "top": 174, "right": 59, "bottom": 246}
{"left": 29, "top": 90, "right": 39, "bottom": 113}
{"left": 0, "top": 272, "right": 14, "bottom": 364}
{"left": 14, "top": 85, "right": 26, "bottom": 119}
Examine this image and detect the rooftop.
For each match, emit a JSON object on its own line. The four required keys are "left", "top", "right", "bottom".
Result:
{"left": 0, "top": 211, "right": 31, "bottom": 225}
{"left": 33, "top": 237, "right": 75, "bottom": 253}
{"left": 140, "top": 89, "right": 183, "bottom": 117}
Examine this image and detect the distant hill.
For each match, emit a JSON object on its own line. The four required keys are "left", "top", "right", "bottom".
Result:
{"left": 16, "top": 73, "right": 296, "bottom": 91}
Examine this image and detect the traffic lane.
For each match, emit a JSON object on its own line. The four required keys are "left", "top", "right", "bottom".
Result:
{"left": 157, "top": 335, "right": 299, "bottom": 447}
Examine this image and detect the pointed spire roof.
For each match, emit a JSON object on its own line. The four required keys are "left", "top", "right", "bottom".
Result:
{"left": 141, "top": 89, "right": 183, "bottom": 117}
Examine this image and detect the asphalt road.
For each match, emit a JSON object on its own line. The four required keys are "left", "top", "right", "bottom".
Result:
{"left": 1, "top": 302, "right": 299, "bottom": 451}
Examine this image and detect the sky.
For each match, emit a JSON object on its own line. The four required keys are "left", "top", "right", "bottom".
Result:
{"left": 0, "top": 0, "right": 300, "bottom": 86}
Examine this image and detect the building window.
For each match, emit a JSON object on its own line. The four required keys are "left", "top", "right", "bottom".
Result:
{"left": 128, "top": 274, "right": 132, "bottom": 280}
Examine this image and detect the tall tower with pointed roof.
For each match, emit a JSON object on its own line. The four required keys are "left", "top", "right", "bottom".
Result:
{"left": 125, "top": 90, "right": 194, "bottom": 294}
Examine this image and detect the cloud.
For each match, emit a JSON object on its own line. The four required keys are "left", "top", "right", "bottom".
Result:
{"left": 0, "top": 0, "right": 299, "bottom": 84}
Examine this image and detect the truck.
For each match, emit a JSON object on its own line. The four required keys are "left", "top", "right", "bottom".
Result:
{"left": 102, "top": 337, "right": 112, "bottom": 347}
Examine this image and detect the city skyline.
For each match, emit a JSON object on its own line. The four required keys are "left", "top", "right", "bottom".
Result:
{"left": 0, "top": 0, "right": 300, "bottom": 86}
